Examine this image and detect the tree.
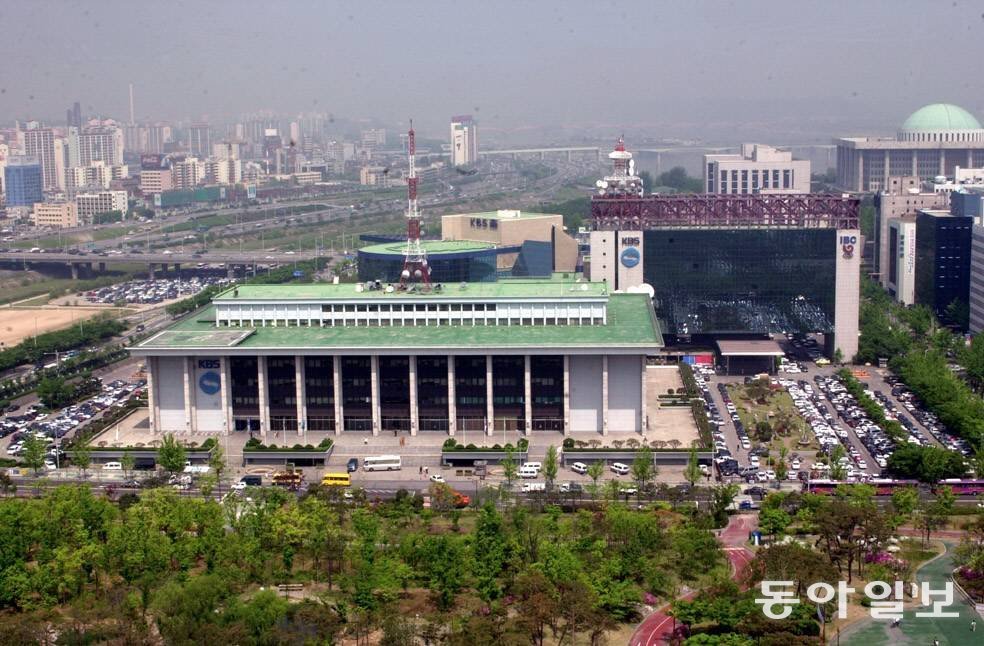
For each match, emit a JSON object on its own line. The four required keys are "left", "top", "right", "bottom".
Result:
{"left": 21, "top": 433, "right": 47, "bottom": 475}
{"left": 543, "top": 445, "right": 559, "bottom": 491}
{"left": 421, "top": 534, "right": 466, "bottom": 610}
{"left": 684, "top": 447, "right": 702, "bottom": 487}
{"left": 513, "top": 568, "right": 560, "bottom": 646}
{"left": 208, "top": 443, "right": 225, "bottom": 483}
{"left": 121, "top": 449, "right": 135, "bottom": 480}
{"left": 759, "top": 507, "right": 791, "bottom": 540}
{"left": 632, "top": 446, "right": 657, "bottom": 491}
{"left": 890, "top": 486, "right": 919, "bottom": 525}
{"left": 472, "top": 502, "right": 508, "bottom": 601}
{"left": 501, "top": 446, "right": 518, "bottom": 488}
{"left": 37, "top": 376, "right": 74, "bottom": 410}
{"left": 887, "top": 444, "right": 967, "bottom": 483}
{"left": 157, "top": 433, "right": 186, "bottom": 475}
{"left": 586, "top": 461, "right": 604, "bottom": 496}
{"left": 72, "top": 436, "right": 92, "bottom": 478}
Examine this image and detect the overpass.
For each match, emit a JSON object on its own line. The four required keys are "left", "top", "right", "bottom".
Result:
{"left": 0, "top": 250, "right": 325, "bottom": 279}
{"left": 482, "top": 146, "right": 601, "bottom": 161}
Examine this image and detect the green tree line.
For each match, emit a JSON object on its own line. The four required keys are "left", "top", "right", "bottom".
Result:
{"left": 0, "top": 317, "right": 125, "bottom": 373}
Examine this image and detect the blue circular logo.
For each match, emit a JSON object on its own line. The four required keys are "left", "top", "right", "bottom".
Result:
{"left": 199, "top": 371, "right": 221, "bottom": 396}
{"left": 620, "top": 247, "right": 641, "bottom": 268}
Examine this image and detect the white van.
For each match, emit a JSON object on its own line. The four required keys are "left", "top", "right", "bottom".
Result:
{"left": 521, "top": 482, "right": 546, "bottom": 493}
{"left": 570, "top": 461, "right": 588, "bottom": 475}
{"left": 610, "top": 462, "right": 630, "bottom": 475}
{"left": 103, "top": 461, "right": 122, "bottom": 470}
{"left": 518, "top": 464, "right": 539, "bottom": 479}
{"left": 523, "top": 461, "right": 542, "bottom": 472}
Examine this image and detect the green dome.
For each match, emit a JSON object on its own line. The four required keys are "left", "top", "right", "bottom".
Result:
{"left": 901, "top": 103, "right": 981, "bottom": 131}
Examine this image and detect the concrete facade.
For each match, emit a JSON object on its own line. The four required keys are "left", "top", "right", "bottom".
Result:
{"left": 886, "top": 218, "right": 917, "bottom": 305}
{"left": 704, "top": 144, "right": 810, "bottom": 194}
{"left": 971, "top": 223, "right": 984, "bottom": 334}
{"left": 873, "top": 178, "right": 948, "bottom": 287}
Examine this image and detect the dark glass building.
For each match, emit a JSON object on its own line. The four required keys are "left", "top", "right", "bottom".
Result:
{"left": 915, "top": 210, "right": 973, "bottom": 322}
{"left": 3, "top": 157, "right": 43, "bottom": 207}
{"left": 358, "top": 240, "right": 498, "bottom": 283}
{"left": 642, "top": 229, "right": 837, "bottom": 335}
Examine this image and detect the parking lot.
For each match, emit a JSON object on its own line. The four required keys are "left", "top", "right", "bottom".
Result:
{"left": 2, "top": 379, "right": 144, "bottom": 470}
{"left": 81, "top": 276, "right": 231, "bottom": 306}
{"left": 698, "top": 333, "right": 974, "bottom": 491}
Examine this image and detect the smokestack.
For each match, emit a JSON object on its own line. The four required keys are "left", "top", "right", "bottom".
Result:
{"left": 128, "top": 83, "right": 135, "bottom": 125}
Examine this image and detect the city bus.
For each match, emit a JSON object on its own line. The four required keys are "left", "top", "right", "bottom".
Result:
{"left": 321, "top": 472, "right": 352, "bottom": 487}
{"left": 363, "top": 455, "right": 402, "bottom": 472}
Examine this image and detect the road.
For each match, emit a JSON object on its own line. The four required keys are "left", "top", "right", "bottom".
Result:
{"left": 839, "top": 541, "right": 981, "bottom": 645}
{"left": 629, "top": 514, "right": 757, "bottom": 645}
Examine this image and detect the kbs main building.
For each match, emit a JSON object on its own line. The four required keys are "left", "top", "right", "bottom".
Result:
{"left": 134, "top": 277, "right": 662, "bottom": 436}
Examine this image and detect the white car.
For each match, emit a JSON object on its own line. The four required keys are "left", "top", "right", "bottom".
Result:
{"left": 43, "top": 460, "right": 57, "bottom": 470}
{"left": 570, "top": 461, "right": 588, "bottom": 475}
{"left": 231, "top": 481, "right": 247, "bottom": 491}
{"left": 791, "top": 459, "right": 801, "bottom": 470}
{"left": 429, "top": 474, "right": 445, "bottom": 483}
{"left": 610, "top": 462, "right": 630, "bottom": 475}
{"left": 102, "top": 461, "right": 122, "bottom": 470}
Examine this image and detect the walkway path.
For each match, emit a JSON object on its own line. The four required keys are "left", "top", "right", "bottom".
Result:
{"left": 838, "top": 542, "right": 981, "bottom": 645}
{"left": 629, "top": 514, "right": 757, "bottom": 645}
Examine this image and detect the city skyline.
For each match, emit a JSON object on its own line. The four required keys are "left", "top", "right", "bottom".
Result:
{"left": 0, "top": 1, "right": 981, "bottom": 143}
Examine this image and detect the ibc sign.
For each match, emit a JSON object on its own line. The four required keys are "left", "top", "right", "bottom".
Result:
{"left": 840, "top": 234, "right": 857, "bottom": 259}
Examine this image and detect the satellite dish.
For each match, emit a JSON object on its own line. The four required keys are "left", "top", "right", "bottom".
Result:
{"left": 596, "top": 180, "right": 606, "bottom": 188}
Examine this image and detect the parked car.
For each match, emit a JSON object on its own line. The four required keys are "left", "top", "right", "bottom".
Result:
{"left": 610, "top": 462, "right": 630, "bottom": 475}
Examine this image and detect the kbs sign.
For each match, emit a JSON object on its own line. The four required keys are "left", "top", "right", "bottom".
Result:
{"left": 840, "top": 234, "right": 857, "bottom": 259}
{"left": 621, "top": 236, "right": 640, "bottom": 246}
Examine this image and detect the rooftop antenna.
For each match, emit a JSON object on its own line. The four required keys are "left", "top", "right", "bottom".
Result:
{"left": 400, "top": 119, "right": 431, "bottom": 288}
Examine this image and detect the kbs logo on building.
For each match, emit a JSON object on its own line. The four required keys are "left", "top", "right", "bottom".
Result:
{"left": 620, "top": 236, "right": 641, "bottom": 268}
{"left": 840, "top": 234, "right": 857, "bottom": 259}
{"left": 197, "top": 359, "right": 221, "bottom": 396}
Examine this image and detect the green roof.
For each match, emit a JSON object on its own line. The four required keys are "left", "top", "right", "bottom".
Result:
{"left": 214, "top": 278, "right": 609, "bottom": 301}
{"left": 137, "top": 293, "right": 661, "bottom": 351}
{"left": 358, "top": 239, "right": 496, "bottom": 256}
{"left": 901, "top": 103, "right": 981, "bottom": 131}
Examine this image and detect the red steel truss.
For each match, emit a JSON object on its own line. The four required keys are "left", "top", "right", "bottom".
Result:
{"left": 591, "top": 193, "right": 860, "bottom": 230}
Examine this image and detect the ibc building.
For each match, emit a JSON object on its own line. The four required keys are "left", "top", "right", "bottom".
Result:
{"left": 589, "top": 140, "right": 860, "bottom": 360}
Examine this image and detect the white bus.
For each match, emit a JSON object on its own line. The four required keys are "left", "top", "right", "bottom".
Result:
{"left": 363, "top": 454, "right": 402, "bottom": 472}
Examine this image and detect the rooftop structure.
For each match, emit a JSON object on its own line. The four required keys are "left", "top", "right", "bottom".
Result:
{"left": 703, "top": 144, "right": 811, "bottom": 194}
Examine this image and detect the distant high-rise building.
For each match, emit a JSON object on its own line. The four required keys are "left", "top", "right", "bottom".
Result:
{"left": 22, "top": 125, "right": 58, "bottom": 190}
{"left": 186, "top": 123, "right": 210, "bottom": 157}
{"left": 147, "top": 123, "right": 173, "bottom": 154}
{"left": 289, "top": 121, "right": 301, "bottom": 145}
{"left": 450, "top": 115, "right": 478, "bottom": 166}
{"left": 4, "top": 156, "right": 43, "bottom": 206}
{"left": 361, "top": 128, "right": 386, "bottom": 149}
{"left": 66, "top": 101, "right": 82, "bottom": 129}
{"left": 703, "top": 144, "right": 811, "bottom": 194}
{"left": 68, "top": 126, "right": 124, "bottom": 167}
{"left": 171, "top": 157, "right": 205, "bottom": 189}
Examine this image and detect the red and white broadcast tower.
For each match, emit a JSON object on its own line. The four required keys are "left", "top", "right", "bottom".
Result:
{"left": 400, "top": 121, "right": 431, "bottom": 288}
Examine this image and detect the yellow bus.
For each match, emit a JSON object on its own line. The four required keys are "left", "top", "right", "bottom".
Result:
{"left": 321, "top": 472, "right": 351, "bottom": 487}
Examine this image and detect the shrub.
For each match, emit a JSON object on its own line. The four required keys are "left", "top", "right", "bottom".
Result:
{"left": 443, "top": 438, "right": 458, "bottom": 450}
{"left": 563, "top": 438, "right": 575, "bottom": 449}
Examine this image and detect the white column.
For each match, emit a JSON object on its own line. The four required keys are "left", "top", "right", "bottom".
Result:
{"left": 523, "top": 355, "right": 532, "bottom": 434}
{"left": 640, "top": 355, "right": 648, "bottom": 435}
{"left": 295, "top": 356, "right": 305, "bottom": 436}
{"left": 447, "top": 356, "right": 457, "bottom": 436}
{"left": 183, "top": 357, "right": 194, "bottom": 433}
{"left": 333, "top": 356, "right": 342, "bottom": 436}
{"left": 562, "top": 355, "right": 570, "bottom": 436}
{"left": 147, "top": 356, "right": 159, "bottom": 434}
{"left": 602, "top": 355, "right": 609, "bottom": 435}
{"left": 220, "top": 356, "right": 231, "bottom": 436}
{"left": 370, "top": 355, "right": 380, "bottom": 435}
{"left": 409, "top": 355, "right": 418, "bottom": 436}
{"left": 257, "top": 356, "right": 269, "bottom": 439}
{"left": 486, "top": 354, "right": 494, "bottom": 436}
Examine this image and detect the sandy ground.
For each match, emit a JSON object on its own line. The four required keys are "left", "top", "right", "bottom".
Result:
{"left": 0, "top": 306, "right": 115, "bottom": 348}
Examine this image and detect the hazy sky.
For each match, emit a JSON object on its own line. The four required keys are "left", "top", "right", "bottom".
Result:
{"left": 2, "top": 0, "right": 982, "bottom": 142}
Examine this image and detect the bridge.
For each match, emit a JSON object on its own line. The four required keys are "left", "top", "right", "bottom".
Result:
{"left": 0, "top": 250, "right": 325, "bottom": 279}
{"left": 481, "top": 146, "right": 601, "bottom": 161}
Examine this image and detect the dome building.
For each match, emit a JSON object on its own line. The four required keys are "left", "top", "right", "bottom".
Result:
{"left": 835, "top": 103, "right": 984, "bottom": 192}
